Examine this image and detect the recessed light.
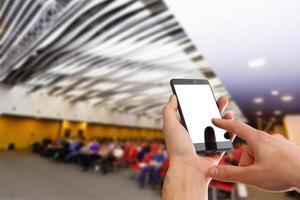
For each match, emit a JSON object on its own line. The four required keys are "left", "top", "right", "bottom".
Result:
{"left": 248, "top": 58, "right": 266, "bottom": 69}
{"left": 254, "top": 97, "right": 264, "bottom": 104}
{"left": 256, "top": 111, "right": 263, "bottom": 116}
{"left": 281, "top": 95, "right": 293, "bottom": 102}
{"left": 271, "top": 90, "right": 279, "bottom": 96}
{"left": 274, "top": 110, "right": 282, "bottom": 116}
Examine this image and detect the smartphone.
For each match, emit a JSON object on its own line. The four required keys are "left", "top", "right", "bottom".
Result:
{"left": 170, "top": 79, "right": 232, "bottom": 153}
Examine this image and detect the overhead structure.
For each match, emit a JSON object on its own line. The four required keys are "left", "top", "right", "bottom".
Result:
{"left": 164, "top": 0, "right": 300, "bottom": 128}
{"left": 0, "top": 0, "right": 245, "bottom": 127}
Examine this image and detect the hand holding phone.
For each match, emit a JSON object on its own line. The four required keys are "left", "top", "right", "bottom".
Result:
{"left": 162, "top": 93, "right": 234, "bottom": 199}
{"left": 163, "top": 94, "right": 300, "bottom": 199}
{"left": 170, "top": 79, "right": 232, "bottom": 153}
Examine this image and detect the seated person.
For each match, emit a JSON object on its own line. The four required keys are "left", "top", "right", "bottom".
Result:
{"left": 64, "top": 138, "right": 84, "bottom": 163}
{"left": 55, "top": 138, "right": 83, "bottom": 162}
{"left": 42, "top": 138, "right": 63, "bottom": 158}
{"left": 78, "top": 139, "right": 100, "bottom": 171}
{"left": 138, "top": 146, "right": 166, "bottom": 188}
{"left": 113, "top": 144, "right": 124, "bottom": 160}
{"left": 99, "top": 143, "right": 123, "bottom": 174}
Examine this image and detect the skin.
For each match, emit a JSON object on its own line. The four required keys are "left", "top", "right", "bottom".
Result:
{"left": 208, "top": 118, "right": 300, "bottom": 192}
{"left": 162, "top": 95, "right": 300, "bottom": 200}
{"left": 162, "top": 95, "right": 234, "bottom": 200}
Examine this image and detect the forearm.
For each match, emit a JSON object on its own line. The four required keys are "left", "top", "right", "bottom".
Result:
{"left": 162, "top": 164, "right": 209, "bottom": 200}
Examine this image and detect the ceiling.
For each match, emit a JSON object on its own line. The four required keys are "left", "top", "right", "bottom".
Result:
{"left": 165, "top": 0, "right": 300, "bottom": 130}
{"left": 0, "top": 0, "right": 245, "bottom": 122}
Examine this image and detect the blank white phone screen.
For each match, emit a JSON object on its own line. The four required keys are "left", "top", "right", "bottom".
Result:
{"left": 174, "top": 84, "right": 229, "bottom": 143}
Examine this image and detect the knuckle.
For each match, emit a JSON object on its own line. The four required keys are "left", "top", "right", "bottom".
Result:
{"left": 220, "top": 167, "right": 230, "bottom": 180}
{"left": 229, "top": 120, "right": 239, "bottom": 133}
{"left": 258, "top": 131, "right": 272, "bottom": 143}
{"left": 226, "top": 111, "right": 234, "bottom": 119}
{"left": 273, "top": 133, "right": 284, "bottom": 139}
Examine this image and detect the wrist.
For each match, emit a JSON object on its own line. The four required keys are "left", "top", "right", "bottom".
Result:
{"left": 171, "top": 156, "right": 211, "bottom": 183}
{"left": 163, "top": 158, "right": 209, "bottom": 200}
{"left": 287, "top": 158, "right": 300, "bottom": 191}
{"left": 292, "top": 162, "right": 300, "bottom": 190}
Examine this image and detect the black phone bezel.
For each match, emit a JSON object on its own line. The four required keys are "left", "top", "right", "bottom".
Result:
{"left": 170, "top": 78, "right": 232, "bottom": 153}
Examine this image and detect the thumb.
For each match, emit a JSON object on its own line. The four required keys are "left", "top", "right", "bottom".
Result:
{"left": 208, "top": 165, "right": 251, "bottom": 183}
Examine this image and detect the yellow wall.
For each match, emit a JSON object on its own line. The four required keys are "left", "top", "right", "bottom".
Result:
{"left": 0, "top": 115, "right": 163, "bottom": 150}
{"left": 0, "top": 116, "right": 61, "bottom": 149}
{"left": 86, "top": 123, "right": 164, "bottom": 140}
{"left": 284, "top": 115, "right": 300, "bottom": 147}
{"left": 273, "top": 125, "right": 287, "bottom": 138}
{"left": 61, "top": 120, "right": 87, "bottom": 138}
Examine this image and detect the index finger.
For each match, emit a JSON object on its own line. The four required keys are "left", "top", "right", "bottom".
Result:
{"left": 212, "top": 118, "right": 257, "bottom": 142}
{"left": 217, "top": 96, "right": 228, "bottom": 113}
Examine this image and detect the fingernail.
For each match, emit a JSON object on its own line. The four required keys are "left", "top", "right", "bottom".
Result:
{"left": 212, "top": 118, "right": 222, "bottom": 121}
{"left": 169, "top": 95, "right": 175, "bottom": 101}
{"left": 209, "top": 167, "right": 219, "bottom": 177}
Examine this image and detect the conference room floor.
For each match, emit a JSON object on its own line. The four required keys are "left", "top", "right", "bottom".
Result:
{"left": 0, "top": 151, "right": 291, "bottom": 200}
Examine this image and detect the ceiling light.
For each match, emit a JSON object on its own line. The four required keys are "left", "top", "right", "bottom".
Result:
{"left": 248, "top": 58, "right": 266, "bottom": 69}
{"left": 271, "top": 90, "right": 279, "bottom": 96}
{"left": 256, "top": 111, "right": 263, "bottom": 116}
{"left": 281, "top": 95, "right": 294, "bottom": 102}
{"left": 254, "top": 97, "right": 264, "bottom": 104}
{"left": 274, "top": 110, "right": 282, "bottom": 116}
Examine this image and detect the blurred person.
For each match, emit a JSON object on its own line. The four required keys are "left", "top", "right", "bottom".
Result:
{"left": 56, "top": 138, "right": 83, "bottom": 162}
{"left": 138, "top": 146, "right": 167, "bottom": 188}
{"left": 102, "top": 143, "right": 125, "bottom": 172}
{"left": 96, "top": 143, "right": 115, "bottom": 174}
{"left": 69, "top": 138, "right": 83, "bottom": 152}
{"left": 136, "top": 142, "right": 147, "bottom": 162}
{"left": 54, "top": 139, "right": 70, "bottom": 162}
{"left": 125, "top": 141, "right": 138, "bottom": 164}
{"left": 108, "top": 140, "right": 116, "bottom": 152}
{"left": 98, "top": 143, "right": 109, "bottom": 158}
{"left": 149, "top": 142, "right": 160, "bottom": 154}
{"left": 32, "top": 137, "right": 51, "bottom": 154}
{"left": 137, "top": 142, "right": 151, "bottom": 162}
{"left": 113, "top": 143, "right": 124, "bottom": 160}
{"left": 65, "top": 138, "right": 85, "bottom": 163}
{"left": 123, "top": 140, "right": 133, "bottom": 164}
{"left": 42, "top": 138, "right": 64, "bottom": 158}
{"left": 162, "top": 95, "right": 300, "bottom": 200}
{"left": 78, "top": 139, "right": 100, "bottom": 171}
